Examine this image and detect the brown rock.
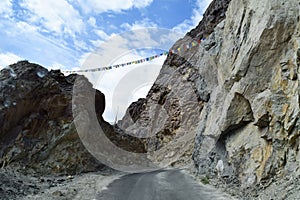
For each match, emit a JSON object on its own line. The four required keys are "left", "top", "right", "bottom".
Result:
{"left": 0, "top": 61, "right": 145, "bottom": 175}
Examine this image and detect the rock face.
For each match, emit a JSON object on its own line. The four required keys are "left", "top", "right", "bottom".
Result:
{"left": 119, "top": 0, "right": 232, "bottom": 167}
{"left": 192, "top": 0, "right": 300, "bottom": 188}
{"left": 120, "top": 0, "right": 300, "bottom": 191}
{"left": 0, "top": 61, "right": 144, "bottom": 175}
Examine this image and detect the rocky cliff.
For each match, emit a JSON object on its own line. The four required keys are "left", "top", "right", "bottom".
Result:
{"left": 120, "top": 0, "right": 300, "bottom": 196}
{"left": 0, "top": 61, "right": 144, "bottom": 176}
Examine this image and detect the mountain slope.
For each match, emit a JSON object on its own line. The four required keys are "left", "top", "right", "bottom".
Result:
{"left": 0, "top": 61, "right": 145, "bottom": 176}
{"left": 119, "top": 0, "right": 300, "bottom": 197}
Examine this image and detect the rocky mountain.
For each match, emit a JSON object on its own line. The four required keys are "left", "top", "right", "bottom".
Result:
{"left": 0, "top": 61, "right": 144, "bottom": 176}
{"left": 1, "top": 0, "right": 300, "bottom": 199}
{"left": 119, "top": 0, "right": 300, "bottom": 198}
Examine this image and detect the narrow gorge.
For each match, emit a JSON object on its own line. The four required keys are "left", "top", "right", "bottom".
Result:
{"left": 0, "top": 0, "right": 300, "bottom": 199}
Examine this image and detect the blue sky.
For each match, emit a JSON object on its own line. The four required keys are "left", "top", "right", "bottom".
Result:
{"left": 0, "top": 0, "right": 212, "bottom": 121}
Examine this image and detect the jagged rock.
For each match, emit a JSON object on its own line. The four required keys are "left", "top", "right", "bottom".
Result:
{"left": 0, "top": 61, "right": 145, "bottom": 175}
{"left": 119, "top": 0, "right": 233, "bottom": 168}
{"left": 252, "top": 90, "right": 272, "bottom": 128}
{"left": 120, "top": 0, "right": 300, "bottom": 195}
{"left": 220, "top": 92, "right": 254, "bottom": 133}
{"left": 187, "top": 0, "right": 231, "bottom": 38}
{"left": 0, "top": 61, "right": 105, "bottom": 175}
{"left": 191, "top": 0, "right": 300, "bottom": 188}
{"left": 128, "top": 98, "right": 147, "bottom": 123}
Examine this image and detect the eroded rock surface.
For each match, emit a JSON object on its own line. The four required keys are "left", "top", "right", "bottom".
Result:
{"left": 0, "top": 61, "right": 145, "bottom": 176}
{"left": 119, "top": 0, "right": 233, "bottom": 168}
{"left": 120, "top": 0, "right": 300, "bottom": 197}
{"left": 192, "top": 0, "right": 300, "bottom": 190}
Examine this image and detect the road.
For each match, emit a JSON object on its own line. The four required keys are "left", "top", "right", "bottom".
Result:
{"left": 96, "top": 170, "right": 234, "bottom": 200}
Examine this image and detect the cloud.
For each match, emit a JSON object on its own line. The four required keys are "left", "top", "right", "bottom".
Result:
{"left": 78, "top": 52, "right": 93, "bottom": 66}
{"left": 16, "top": 21, "right": 39, "bottom": 34}
{"left": 0, "top": 0, "right": 209, "bottom": 122}
{"left": 95, "top": 30, "right": 110, "bottom": 40}
{"left": 90, "top": 39, "right": 105, "bottom": 48}
{"left": 20, "top": 0, "right": 84, "bottom": 36}
{"left": 77, "top": 28, "right": 182, "bottom": 121}
{"left": 50, "top": 62, "right": 67, "bottom": 70}
{"left": 88, "top": 17, "right": 97, "bottom": 27}
{"left": 0, "top": 18, "right": 79, "bottom": 70}
{"left": 121, "top": 18, "right": 158, "bottom": 31}
{"left": 0, "top": 0, "right": 13, "bottom": 17}
{"left": 74, "top": 39, "right": 90, "bottom": 51}
{"left": 193, "top": 0, "right": 213, "bottom": 23}
{"left": 172, "top": 0, "right": 213, "bottom": 34}
{"left": 0, "top": 52, "right": 22, "bottom": 69}
{"left": 75, "top": 0, "right": 154, "bottom": 14}
{"left": 132, "top": 0, "right": 154, "bottom": 8}
{"left": 98, "top": 54, "right": 166, "bottom": 122}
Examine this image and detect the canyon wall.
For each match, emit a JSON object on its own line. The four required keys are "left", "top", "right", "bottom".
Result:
{"left": 120, "top": 0, "right": 300, "bottom": 188}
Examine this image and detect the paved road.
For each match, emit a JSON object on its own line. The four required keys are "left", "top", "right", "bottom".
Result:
{"left": 96, "top": 170, "right": 233, "bottom": 200}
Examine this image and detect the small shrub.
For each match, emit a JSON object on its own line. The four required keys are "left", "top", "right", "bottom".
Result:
{"left": 201, "top": 176, "right": 210, "bottom": 185}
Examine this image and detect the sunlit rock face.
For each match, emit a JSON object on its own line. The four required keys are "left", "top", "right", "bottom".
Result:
{"left": 120, "top": 0, "right": 300, "bottom": 188}
{"left": 0, "top": 61, "right": 145, "bottom": 175}
{"left": 192, "top": 0, "right": 300, "bottom": 187}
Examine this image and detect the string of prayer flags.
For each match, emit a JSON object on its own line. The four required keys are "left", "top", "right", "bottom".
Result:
{"left": 63, "top": 37, "right": 207, "bottom": 73}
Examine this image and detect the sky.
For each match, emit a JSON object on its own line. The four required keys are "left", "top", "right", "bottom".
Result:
{"left": 0, "top": 0, "right": 212, "bottom": 122}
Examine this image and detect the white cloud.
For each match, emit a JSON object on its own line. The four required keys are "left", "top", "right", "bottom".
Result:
{"left": 75, "top": 0, "right": 153, "bottom": 14}
{"left": 0, "top": 18, "right": 79, "bottom": 70}
{"left": 16, "top": 21, "right": 39, "bottom": 33}
{"left": 121, "top": 18, "right": 157, "bottom": 31}
{"left": 1, "top": 20, "right": 39, "bottom": 36}
{"left": 98, "top": 54, "right": 165, "bottom": 121}
{"left": 88, "top": 17, "right": 97, "bottom": 27}
{"left": 0, "top": 52, "right": 22, "bottom": 69}
{"left": 0, "top": 0, "right": 13, "bottom": 17}
{"left": 173, "top": 0, "right": 213, "bottom": 34}
{"left": 132, "top": 0, "right": 153, "bottom": 8}
{"left": 74, "top": 39, "right": 90, "bottom": 51}
{"left": 21, "top": 0, "right": 84, "bottom": 36}
{"left": 95, "top": 30, "right": 110, "bottom": 40}
{"left": 77, "top": 28, "right": 181, "bottom": 121}
{"left": 90, "top": 39, "right": 105, "bottom": 48}
{"left": 109, "top": 24, "right": 118, "bottom": 30}
{"left": 49, "top": 62, "right": 67, "bottom": 70}
{"left": 193, "top": 0, "right": 213, "bottom": 24}
{"left": 172, "top": 19, "right": 194, "bottom": 34}
{"left": 196, "top": 0, "right": 213, "bottom": 12}
{"left": 78, "top": 52, "right": 91, "bottom": 66}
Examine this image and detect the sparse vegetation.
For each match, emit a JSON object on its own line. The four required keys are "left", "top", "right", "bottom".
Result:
{"left": 200, "top": 175, "right": 210, "bottom": 185}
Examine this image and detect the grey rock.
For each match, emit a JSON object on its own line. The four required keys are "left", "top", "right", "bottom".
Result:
{"left": 121, "top": 0, "right": 300, "bottom": 197}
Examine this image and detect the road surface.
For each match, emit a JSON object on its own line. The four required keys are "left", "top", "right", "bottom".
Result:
{"left": 96, "top": 170, "right": 234, "bottom": 200}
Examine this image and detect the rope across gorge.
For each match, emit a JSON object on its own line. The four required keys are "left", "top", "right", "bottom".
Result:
{"left": 63, "top": 37, "right": 207, "bottom": 73}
